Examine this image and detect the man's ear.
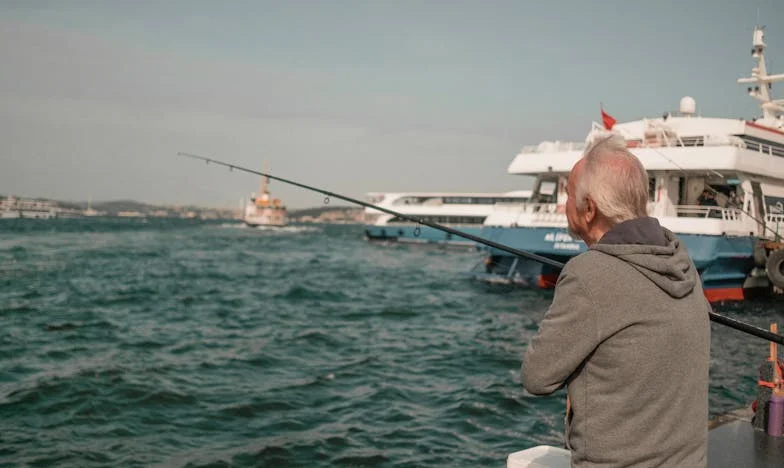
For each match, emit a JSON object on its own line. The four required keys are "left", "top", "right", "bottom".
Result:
{"left": 583, "top": 196, "right": 597, "bottom": 224}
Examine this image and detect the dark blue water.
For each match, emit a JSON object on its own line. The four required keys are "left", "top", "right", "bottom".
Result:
{"left": 0, "top": 218, "right": 781, "bottom": 466}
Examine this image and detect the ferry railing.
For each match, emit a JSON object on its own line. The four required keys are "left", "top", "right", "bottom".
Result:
{"left": 519, "top": 141, "right": 587, "bottom": 154}
{"left": 766, "top": 214, "right": 784, "bottom": 241}
{"left": 491, "top": 202, "right": 559, "bottom": 213}
{"left": 531, "top": 203, "right": 560, "bottom": 213}
{"left": 530, "top": 211, "right": 567, "bottom": 225}
{"left": 491, "top": 203, "right": 759, "bottom": 228}
{"left": 521, "top": 128, "right": 749, "bottom": 155}
{"left": 500, "top": 203, "right": 567, "bottom": 225}
{"left": 483, "top": 203, "right": 566, "bottom": 227}
{"left": 675, "top": 205, "right": 745, "bottom": 220}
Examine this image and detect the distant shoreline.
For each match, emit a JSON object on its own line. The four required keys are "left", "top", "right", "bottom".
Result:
{"left": 0, "top": 194, "right": 364, "bottom": 223}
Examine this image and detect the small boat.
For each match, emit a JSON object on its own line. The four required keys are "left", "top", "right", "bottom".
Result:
{"left": 243, "top": 174, "right": 288, "bottom": 227}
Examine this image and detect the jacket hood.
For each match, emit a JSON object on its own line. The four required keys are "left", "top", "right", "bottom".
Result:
{"left": 590, "top": 217, "right": 698, "bottom": 298}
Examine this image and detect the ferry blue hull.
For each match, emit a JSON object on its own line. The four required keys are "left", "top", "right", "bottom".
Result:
{"left": 475, "top": 226, "right": 760, "bottom": 302}
{"left": 364, "top": 224, "right": 481, "bottom": 246}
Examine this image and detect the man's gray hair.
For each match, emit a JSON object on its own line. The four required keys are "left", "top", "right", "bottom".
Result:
{"left": 574, "top": 134, "right": 649, "bottom": 225}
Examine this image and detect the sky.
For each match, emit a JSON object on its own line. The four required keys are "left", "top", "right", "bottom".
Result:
{"left": 1, "top": 0, "right": 783, "bottom": 209}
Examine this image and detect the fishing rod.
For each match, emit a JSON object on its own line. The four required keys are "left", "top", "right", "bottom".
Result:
{"left": 178, "top": 151, "right": 784, "bottom": 346}
{"left": 178, "top": 152, "right": 562, "bottom": 269}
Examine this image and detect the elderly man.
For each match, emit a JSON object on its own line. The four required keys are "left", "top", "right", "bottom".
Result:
{"left": 521, "top": 134, "right": 711, "bottom": 467}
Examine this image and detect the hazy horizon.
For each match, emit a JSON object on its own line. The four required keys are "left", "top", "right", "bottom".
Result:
{"left": 0, "top": 191, "right": 362, "bottom": 212}
{"left": 2, "top": 1, "right": 783, "bottom": 209}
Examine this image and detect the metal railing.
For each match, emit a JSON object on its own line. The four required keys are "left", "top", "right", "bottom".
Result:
{"left": 519, "top": 120, "right": 753, "bottom": 154}
{"left": 530, "top": 211, "right": 567, "bottom": 224}
{"left": 490, "top": 202, "right": 558, "bottom": 213}
{"left": 519, "top": 141, "right": 586, "bottom": 154}
{"left": 766, "top": 214, "right": 784, "bottom": 240}
{"left": 675, "top": 205, "right": 744, "bottom": 220}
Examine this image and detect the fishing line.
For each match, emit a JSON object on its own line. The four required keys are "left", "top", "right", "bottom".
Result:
{"left": 178, "top": 152, "right": 563, "bottom": 269}
{"left": 179, "top": 151, "right": 784, "bottom": 345}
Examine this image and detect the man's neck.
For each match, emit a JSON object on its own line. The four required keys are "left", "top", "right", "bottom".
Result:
{"left": 582, "top": 218, "right": 613, "bottom": 246}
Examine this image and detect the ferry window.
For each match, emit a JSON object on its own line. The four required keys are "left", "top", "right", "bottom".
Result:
{"left": 540, "top": 181, "right": 556, "bottom": 195}
{"left": 648, "top": 178, "right": 656, "bottom": 200}
{"left": 534, "top": 181, "right": 557, "bottom": 203}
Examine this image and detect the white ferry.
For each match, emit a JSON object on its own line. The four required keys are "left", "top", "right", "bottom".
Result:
{"left": 244, "top": 175, "right": 288, "bottom": 227}
{"left": 474, "top": 25, "right": 784, "bottom": 303}
{"left": 363, "top": 191, "right": 531, "bottom": 245}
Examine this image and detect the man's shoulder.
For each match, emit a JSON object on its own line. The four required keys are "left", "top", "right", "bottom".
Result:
{"left": 559, "top": 250, "right": 632, "bottom": 293}
{"left": 562, "top": 250, "right": 617, "bottom": 274}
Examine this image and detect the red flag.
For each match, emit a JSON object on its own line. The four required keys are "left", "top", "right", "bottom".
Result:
{"left": 601, "top": 106, "right": 616, "bottom": 130}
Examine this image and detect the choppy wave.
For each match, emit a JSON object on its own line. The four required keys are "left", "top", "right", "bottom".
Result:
{"left": 0, "top": 219, "right": 777, "bottom": 466}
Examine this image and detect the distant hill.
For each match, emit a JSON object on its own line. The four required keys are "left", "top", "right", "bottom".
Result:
{"left": 55, "top": 200, "right": 85, "bottom": 210}
{"left": 90, "top": 200, "right": 219, "bottom": 214}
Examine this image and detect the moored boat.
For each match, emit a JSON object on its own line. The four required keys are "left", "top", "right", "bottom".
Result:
{"left": 363, "top": 191, "right": 531, "bottom": 246}
{"left": 474, "top": 25, "right": 784, "bottom": 302}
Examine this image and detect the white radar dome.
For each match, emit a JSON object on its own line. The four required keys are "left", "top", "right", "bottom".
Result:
{"left": 680, "top": 96, "right": 696, "bottom": 115}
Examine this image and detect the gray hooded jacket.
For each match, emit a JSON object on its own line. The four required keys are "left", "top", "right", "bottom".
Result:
{"left": 522, "top": 217, "right": 710, "bottom": 467}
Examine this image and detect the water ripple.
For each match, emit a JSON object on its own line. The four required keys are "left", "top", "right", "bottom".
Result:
{"left": 0, "top": 219, "right": 779, "bottom": 466}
